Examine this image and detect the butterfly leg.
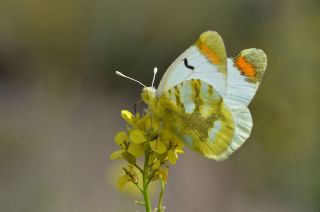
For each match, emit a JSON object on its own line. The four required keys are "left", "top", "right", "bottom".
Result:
{"left": 133, "top": 99, "right": 143, "bottom": 114}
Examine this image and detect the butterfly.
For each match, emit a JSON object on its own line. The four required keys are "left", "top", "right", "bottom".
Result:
{"left": 116, "top": 31, "right": 267, "bottom": 160}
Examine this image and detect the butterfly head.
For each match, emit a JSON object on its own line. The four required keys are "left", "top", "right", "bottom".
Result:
{"left": 141, "top": 86, "right": 157, "bottom": 106}
{"left": 115, "top": 68, "right": 159, "bottom": 107}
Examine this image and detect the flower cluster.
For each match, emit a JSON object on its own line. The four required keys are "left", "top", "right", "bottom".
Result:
{"left": 111, "top": 110, "right": 184, "bottom": 190}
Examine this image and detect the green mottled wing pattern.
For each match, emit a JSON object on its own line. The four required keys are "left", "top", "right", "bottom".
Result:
{"left": 152, "top": 79, "right": 251, "bottom": 160}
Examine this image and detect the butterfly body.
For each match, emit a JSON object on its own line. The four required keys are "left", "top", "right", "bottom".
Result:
{"left": 141, "top": 31, "right": 267, "bottom": 160}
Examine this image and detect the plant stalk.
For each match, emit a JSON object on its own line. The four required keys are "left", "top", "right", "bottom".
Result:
{"left": 143, "top": 153, "right": 152, "bottom": 212}
{"left": 157, "top": 179, "right": 165, "bottom": 212}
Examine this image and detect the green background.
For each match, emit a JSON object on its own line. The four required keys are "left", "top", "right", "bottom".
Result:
{"left": 1, "top": 0, "right": 319, "bottom": 211}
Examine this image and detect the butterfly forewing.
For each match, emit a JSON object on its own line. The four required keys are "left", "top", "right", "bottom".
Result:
{"left": 224, "top": 48, "right": 267, "bottom": 108}
{"left": 157, "top": 31, "right": 228, "bottom": 99}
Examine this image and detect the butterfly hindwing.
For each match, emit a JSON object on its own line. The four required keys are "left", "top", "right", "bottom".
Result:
{"left": 157, "top": 31, "right": 228, "bottom": 98}
{"left": 152, "top": 79, "right": 252, "bottom": 160}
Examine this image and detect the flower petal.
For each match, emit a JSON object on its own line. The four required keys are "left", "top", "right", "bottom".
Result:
{"left": 150, "top": 140, "right": 167, "bottom": 154}
{"left": 167, "top": 150, "right": 178, "bottom": 165}
{"left": 117, "top": 175, "right": 129, "bottom": 190}
{"left": 130, "top": 129, "right": 147, "bottom": 144}
{"left": 115, "top": 131, "right": 128, "bottom": 147}
{"left": 151, "top": 160, "right": 161, "bottom": 170}
{"left": 159, "top": 167, "right": 168, "bottom": 183}
{"left": 176, "top": 149, "right": 184, "bottom": 154}
{"left": 127, "top": 143, "right": 143, "bottom": 157}
{"left": 148, "top": 153, "right": 157, "bottom": 165}
{"left": 110, "top": 150, "right": 125, "bottom": 160}
{"left": 171, "top": 136, "right": 184, "bottom": 149}
{"left": 137, "top": 114, "right": 159, "bottom": 131}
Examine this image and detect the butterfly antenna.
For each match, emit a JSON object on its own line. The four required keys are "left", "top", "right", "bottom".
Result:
{"left": 151, "top": 67, "right": 158, "bottom": 88}
{"left": 115, "top": 71, "right": 146, "bottom": 87}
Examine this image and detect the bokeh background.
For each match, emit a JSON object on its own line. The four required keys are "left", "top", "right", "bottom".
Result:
{"left": 1, "top": 0, "right": 319, "bottom": 211}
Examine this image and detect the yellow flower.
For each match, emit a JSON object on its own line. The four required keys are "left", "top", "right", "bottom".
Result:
{"left": 148, "top": 153, "right": 158, "bottom": 165}
{"left": 151, "top": 160, "right": 161, "bottom": 170}
{"left": 117, "top": 175, "right": 129, "bottom": 190}
{"left": 171, "top": 136, "right": 184, "bottom": 149}
{"left": 167, "top": 149, "right": 184, "bottom": 165}
{"left": 110, "top": 150, "right": 125, "bottom": 160}
{"left": 127, "top": 143, "right": 144, "bottom": 157}
{"left": 159, "top": 128, "right": 184, "bottom": 150}
{"left": 137, "top": 113, "right": 159, "bottom": 132}
{"left": 112, "top": 109, "right": 185, "bottom": 199}
{"left": 123, "top": 165, "right": 139, "bottom": 184}
{"left": 150, "top": 140, "right": 167, "bottom": 154}
{"left": 167, "top": 150, "right": 177, "bottom": 165}
{"left": 115, "top": 131, "right": 128, "bottom": 148}
{"left": 129, "top": 129, "right": 147, "bottom": 144}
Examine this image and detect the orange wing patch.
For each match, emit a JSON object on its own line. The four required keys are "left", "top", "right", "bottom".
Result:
{"left": 195, "top": 31, "right": 227, "bottom": 75}
{"left": 197, "top": 42, "right": 222, "bottom": 65}
{"left": 234, "top": 56, "right": 256, "bottom": 78}
{"left": 233, "top": 48, "right": 267, "bottom": 84}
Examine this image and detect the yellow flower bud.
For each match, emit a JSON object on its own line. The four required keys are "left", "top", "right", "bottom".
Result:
{"left": 124, "top": 165, "right": 139, "bottom": 184}
{"left": 129, "top": 129, "right": 147, "bottom": 144}
{"left": 121, "top": 110, "right": 135, "bottom": 125}
{"left": 150, "top": 140, "right": 167, "bottom": 154}
{"left": 148, "top": 153, "right": 157, "bottom": 165}
{"left": 159, "top": 167, "right": 168, "bottom": 183}
{"left": 110, "top": 150, "right": 125, "bottom": 160}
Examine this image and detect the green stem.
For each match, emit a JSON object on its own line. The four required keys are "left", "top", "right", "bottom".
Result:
{"left": 133, "top": 182, "right": 143, "bottom": 194}
{"left": 134, "top": 200, "right": 145, "bottom": 206}
{"left": 157, "top": 179, "right": 165, "bottom": 212}
{"left": 143, "top": 153, "right": 152, "bottom": 212}
{"left": 133, "top": 163, "right": 144, "bottom": 175}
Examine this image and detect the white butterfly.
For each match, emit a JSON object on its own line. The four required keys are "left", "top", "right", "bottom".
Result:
{"left": 117, "top": 31, "right": 267, "bottom": 160}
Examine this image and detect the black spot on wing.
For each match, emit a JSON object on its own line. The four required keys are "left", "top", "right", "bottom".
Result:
{"left": 183, "top": 58, "right": 195, "bottom": 70}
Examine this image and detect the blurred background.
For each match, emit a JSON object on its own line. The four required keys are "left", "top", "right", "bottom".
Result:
{"left": 0, "top": 0, "right": 319, "bottom": 211}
